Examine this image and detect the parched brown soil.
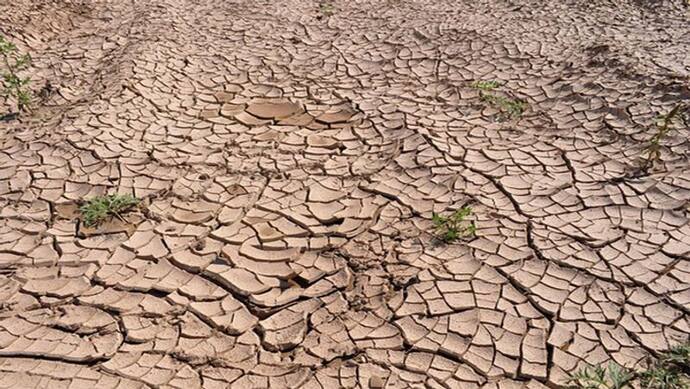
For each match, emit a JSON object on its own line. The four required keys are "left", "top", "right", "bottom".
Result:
{"left": 0, "top": 0, "right": 689, "bottom": 388}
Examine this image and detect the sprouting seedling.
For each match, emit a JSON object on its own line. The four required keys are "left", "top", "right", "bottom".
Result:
{"left": 79, "top": 194, "right": 140, "bottom": 227}
{"left": 660, "top": 342, "right": 690, "bottom": 367}
{"left": 471, "top": 80, "right": 526, "bottom": 120}
{"left": 432, "top": 206, "right": 475, "bottom": 243}
{"left": 471, "top": 80, "right": 501, "bottom": 91}
{"left": 319, "top": 2, "right": 335, "bottom": 16}
{"left": 640, "top": 365, "right": 687, "bottom": 389}
{"left": 0, "top": 35, "right": 32, "bottom": 114}
{"left": 566, "top": 363, "right": 634, "bottom": 389}
{"left": 480, "top": 93, "right": 526, "bottom": 119}
{"left": 567, "top": 344, "right": 690, "bottom": 389}
{"left": 641, "top": 104, "right": 686, "bottom": 171}
{"left": 642, "top": 342, "right": 690, "bottom": 389}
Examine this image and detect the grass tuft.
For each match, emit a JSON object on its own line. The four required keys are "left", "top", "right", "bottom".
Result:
{"left": 661, "top": 343, "right": 690, "bottom": 367}
{"left": 641, "top": 104, "right": 686, "bottom": 171}
{"left": 471, "top": 80, "right": 526, "bottom": 120}
{"left": 80, "top": 194, "right": 140, "bottom": 227}
{"left": 0, "top": 35, "right": 32, "bottom": 114}
{"left": 567, "top": 363, "right": 634, "bottom": 389}
{"left": 567, "top": 342, "right": 690, "bottom": 389}
{"left": 471, "top": 80, "right": 501, "bottom": 91}
{"left": 640, "top": 366, "right": 687, "bottom": 389}
{"left": 319, "top": 2, "right": 335, "bottom": 16}
{"left": 432, "top": 206, "right": 475, "bottom": 243}
{"left": 480, "top": 93, "right": 526, "bottom": 118}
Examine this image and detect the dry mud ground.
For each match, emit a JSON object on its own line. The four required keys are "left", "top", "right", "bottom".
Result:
{"left": 1, "top": 0, "right": 690, "bottom": 388}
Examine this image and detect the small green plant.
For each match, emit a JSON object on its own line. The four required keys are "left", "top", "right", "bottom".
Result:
{"left": 641, "top": 104, "right": 686, "bottom": 171}
{"left": 480, "top": 93, "right": 526, "bottom": 119}
{"left": 319, "top": 2, "right": 335, "bottom": 16}
{"left": 432, "top": 206, "right": 475, "bottom": 243}
{"left": 641, "top": 342, "right": 690, "bottom": 389}
{"left": 567, "top": 343, "right": 690, "bottom": 389}
{"left": 640, "top": 366, "right": 687, "bottom": 389}
{"left": 567, "top": 363, "right": 634, "bottom": 389}
{"left": 80, "top": 194, "right": 140, "bottom": 227}
{"left": 471, "top": 80, "right": 501, "bottom": 91}
{"left": 661, "top": 343, "right": 690, "bottom": 367}
{"left": 471, "top": 80, "right": 526, "bottom": 120}
{"left": 0, "top": 35, "right": 32, "bottom": 114}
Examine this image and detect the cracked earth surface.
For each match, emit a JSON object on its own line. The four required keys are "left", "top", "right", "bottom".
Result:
{"left": 1, "top": 0, "right": 690, "bottom": 388}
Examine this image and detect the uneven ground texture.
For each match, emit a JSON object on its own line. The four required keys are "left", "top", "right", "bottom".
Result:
{"left": 1, "top": 0, "right": 690, "bottom": 388}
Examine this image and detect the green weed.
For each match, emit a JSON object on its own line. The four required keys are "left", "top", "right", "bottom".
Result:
{"left": 640, "top": 366, "right": 687, "bottom": 389}
{"left": 80, "top": 194, "right": 140, "bottom": 227}
{"left": 471, "top": 80, "right": 526, "bottom": 120}
{"left": 432, "top": 206, "right": 475, "bottom": 243}
{"left": 319, "top": 2, "right": 335, "bottom": 16}
{"left": 641, "top": 104, "right": 686, "bottom": 171}
{"left": 567, "top": 343, "right": 690, "bottom": 389}
{"left": 471, "top": 80, "right": 501, "bottom": 91}
{"left": 661, "top": 343, "right": 690, "bottom": 367}
{"left": 643, "top": 342, "right": 690, "bottom": 389}
{"left": 567, "top": 363, "right": 634, "bottom": 389}
{"left": 0, "top": 35, "right": 32, "bottom": 115}
{"left": 480, "top": 93, "right": 526, "bottom": 119}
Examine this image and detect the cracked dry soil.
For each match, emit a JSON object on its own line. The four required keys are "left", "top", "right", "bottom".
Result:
{"left": 1, "top": 0, "right": 690, "bottom": 388}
